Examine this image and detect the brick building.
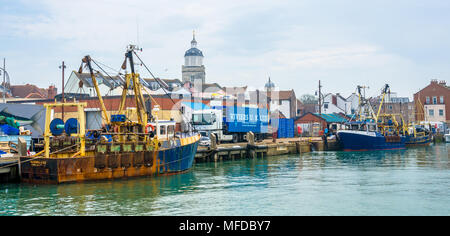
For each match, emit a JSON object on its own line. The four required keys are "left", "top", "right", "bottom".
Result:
{"left": 371, "top": 93, "right": 415, "bottom": 123}
{"left": 414, "top": 80, "right": 450, "bottom": 124}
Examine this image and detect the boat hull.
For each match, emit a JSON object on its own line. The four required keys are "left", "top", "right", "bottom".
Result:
{"left": 337, "top": 130, "right": 406, "bottom": 152}
{"left": 20, "top": 136, "right": 200, "bottom": 184}
{"left": 405, "top": 135, "right": 432, "bottom": 147}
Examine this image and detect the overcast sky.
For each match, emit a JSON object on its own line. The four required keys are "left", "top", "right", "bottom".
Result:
{"left": 1, "top": 0, "right": 449, "bottom": 99}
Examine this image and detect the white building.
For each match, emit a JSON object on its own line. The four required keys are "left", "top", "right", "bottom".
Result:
{"left": 320, "top": 92, "right": 359, "bottom": 115}
{"left": 424, "top": 104, "right": 446, "bottom": 122}
{"left": 65, "top": 71, "right": 124, "bottom": 97}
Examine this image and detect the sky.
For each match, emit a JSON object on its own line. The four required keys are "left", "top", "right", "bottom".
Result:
{"left": 1, "top": 0, "right": 450, "bottom": 99}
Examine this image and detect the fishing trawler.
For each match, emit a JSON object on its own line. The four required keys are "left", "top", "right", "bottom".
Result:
{"left": 403, "top": 93, "right": 432, "bottom": 147}
{"left": 405, "top": 124, "right": 432, "bottom": 146}
{"left": 19, "top": 45, "right": 200, "bottom": 184}
{"left": 337, "top": 84, "right": 406, "bottom": 151}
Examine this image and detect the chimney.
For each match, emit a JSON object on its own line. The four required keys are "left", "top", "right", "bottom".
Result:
{"left": 47, "top": 85, "right": 57, "bottom": 99}
{"left": 431, "top": 79, "right": 438, "bottom": 84}
{"left": 439, "top": 80, "right": 447, "bottom": 86}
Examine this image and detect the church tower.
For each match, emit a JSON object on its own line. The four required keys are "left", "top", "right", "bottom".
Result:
{"left": 182, "top": 31, "right": 206, "bottom": 84}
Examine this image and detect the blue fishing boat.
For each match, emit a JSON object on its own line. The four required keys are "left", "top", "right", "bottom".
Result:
{"left": 337, "top": 84, "right": 406, "bottom": 152}
{"left": 337, "top": 122, "right": 406, "bottom": 151}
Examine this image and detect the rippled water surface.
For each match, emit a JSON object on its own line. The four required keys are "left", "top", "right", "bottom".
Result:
{"left": 1, "top": 144, "right": 449, "bottom": 216}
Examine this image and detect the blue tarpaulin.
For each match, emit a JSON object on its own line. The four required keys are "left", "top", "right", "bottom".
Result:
{"left": 0, "top": 124, "right": 19, "bottom": 135}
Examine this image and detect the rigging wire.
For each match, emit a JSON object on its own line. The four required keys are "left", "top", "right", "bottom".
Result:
{"left": 131, "top": 51, "right": 196, "bottom": 131}
{"left": 131, "top": 51, "right": 178, "bottom": 106}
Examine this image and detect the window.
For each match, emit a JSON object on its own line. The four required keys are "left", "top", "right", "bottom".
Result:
{"left": 433, "top": 96, "right": 437, "bottom": 104}
{"left": 439, "top": 109, "right": 444, "bottom": 116}
{"left": 168, "top": 125, "right": 175, "bottom": 135}
{"left": 388, "top": 105, "right": 393, "bottom": 110}
{"left": 429, "top": 109, "right": 434, "bottom": 116}
{"left": 440, "top": 96, "right": 444, "bottom": 104}
{"left": 426, "top": 97, "right": 430, "bottom": 104}
{"left": 160, "top": 125, "right": 166, "bottom": 135}
{"left": 192, "top": 114, "right": 215, "bottom": 125}
{"left": 324, "top": 103, "right": 329, "bottom": 109}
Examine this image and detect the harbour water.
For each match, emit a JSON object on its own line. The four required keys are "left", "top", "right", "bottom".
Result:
{"left": 0, "top": 144, "right": 449, "bottom": 216}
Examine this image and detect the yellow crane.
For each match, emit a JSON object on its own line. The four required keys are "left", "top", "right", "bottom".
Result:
{"left": 79, "top": 56, "right": 110, "bottom": 125}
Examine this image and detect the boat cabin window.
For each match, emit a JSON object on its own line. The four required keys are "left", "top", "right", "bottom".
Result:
{"left": 359, "top": 125, "right": 366, "bottom": 131}
{"left": 368, "top": 124, "right": 377, "bottom": 132}
{"left": 152, "top": 122, "right": 176, "bottom": 139}
{"left": 350, "top": 124, "right": 360, "bottom": 130}
{"left": 160, "top": 125, "right": 166, "bottom": 135}
{"left": 168, "top": 125, "right": 175, "bottom": 135}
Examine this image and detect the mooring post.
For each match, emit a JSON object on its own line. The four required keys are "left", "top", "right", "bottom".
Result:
{"left": 247, "top": 131, "right": 255, "bottom": 146}
{"left": 210, "top": 133, "right": 217, "bottom": 150}
{"left": 17, "top": 137, "right": 27, "bottom": 180}
{"left": 247, "top": 132, "right": 257, "bottom": 159}
{"left": 210, "top": 133, "right": 218, "bottom": 162}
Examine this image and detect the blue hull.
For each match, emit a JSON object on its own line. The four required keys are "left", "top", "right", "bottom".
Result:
{"left": 337, "top": 131, "right": 406, "bottom": 151}
{"left": 158, "top": 138, "right": 199, "bottom": 174}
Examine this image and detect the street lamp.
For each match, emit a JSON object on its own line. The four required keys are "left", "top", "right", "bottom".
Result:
{"left": 1, "top": 58, "right": 7, "bottom": 103}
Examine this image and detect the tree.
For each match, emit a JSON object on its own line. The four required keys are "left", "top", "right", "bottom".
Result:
{"left": 300, "top": 94, "right": 318, "bottom": 104}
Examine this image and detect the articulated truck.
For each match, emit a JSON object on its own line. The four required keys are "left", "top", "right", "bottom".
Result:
{"left": 192, "top": 106, "right": 269, "bottom": 143}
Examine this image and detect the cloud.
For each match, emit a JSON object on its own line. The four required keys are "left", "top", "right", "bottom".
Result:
{"left": 1, "top": 0, "right": 449, "bottom": 98}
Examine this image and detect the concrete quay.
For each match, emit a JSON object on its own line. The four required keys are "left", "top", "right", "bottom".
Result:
{"left": 194, "top": 135, "right": 341, "bottom": 163}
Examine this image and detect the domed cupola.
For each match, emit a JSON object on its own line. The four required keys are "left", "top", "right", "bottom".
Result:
{"left": 182, "top": 31, "right": 206, "bottom": 84}
{"left": 184, "top": 31, "right": 204, "bottom": 66}
{"left": 265, "top": 77, "right": 275, "bottom": 91}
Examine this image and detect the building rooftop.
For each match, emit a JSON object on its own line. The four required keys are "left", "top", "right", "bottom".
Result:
{"left": 185, "top": 48, "right": 204, "bottom": 57}
{"left": 313, "top": 113, "right": 348, "bottom": 123}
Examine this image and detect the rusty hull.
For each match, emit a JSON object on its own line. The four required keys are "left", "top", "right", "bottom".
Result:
{"left": 20, "top": 151, "right": 160, "bottom": 184}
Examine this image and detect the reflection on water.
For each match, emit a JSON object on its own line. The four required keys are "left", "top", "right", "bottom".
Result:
{"left": 1, "top": 144, "right": 449, "bottom": 216}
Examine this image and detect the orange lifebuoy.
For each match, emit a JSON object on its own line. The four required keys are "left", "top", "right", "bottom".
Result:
{"left": 145, "top": 124, "right": 155, "bottom": 134}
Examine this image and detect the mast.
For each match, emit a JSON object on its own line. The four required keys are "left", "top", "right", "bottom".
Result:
{"left": 2, "top": 58, "right": 5, "bottom": 103}
{"left": 119, "top": 45, "right": 148, "bottom": 126}
{"left": 318, "top": 80, "right": 322, "bottom": 115}
{"left": 356, "top": 85, "right": 372, "bottom": 121}
{"left": 415, "top": 92, "right": 425, "bottom": 122}
{"left": 59, "top": 61, "right": 66, "bottom": 120}
{"left": 376, "top": 84, "right": 390, "bottom": 122}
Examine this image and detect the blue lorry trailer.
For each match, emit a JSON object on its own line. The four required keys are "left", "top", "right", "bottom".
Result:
{"left": 212, "top": 106, "right": 270, "bottom": 143}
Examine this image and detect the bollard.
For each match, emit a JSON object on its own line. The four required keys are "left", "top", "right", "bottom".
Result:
{"left": 209, "top": 133, "right": 218, "bottom": 162}
{"left": 247, "top": 131, "right": 255, "bottom": 146}
{"left": 210, "top": 133, "right": 217, "bottom": 150}
{"left": 17, "top": 137, "right": 27, "bottom": 180}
